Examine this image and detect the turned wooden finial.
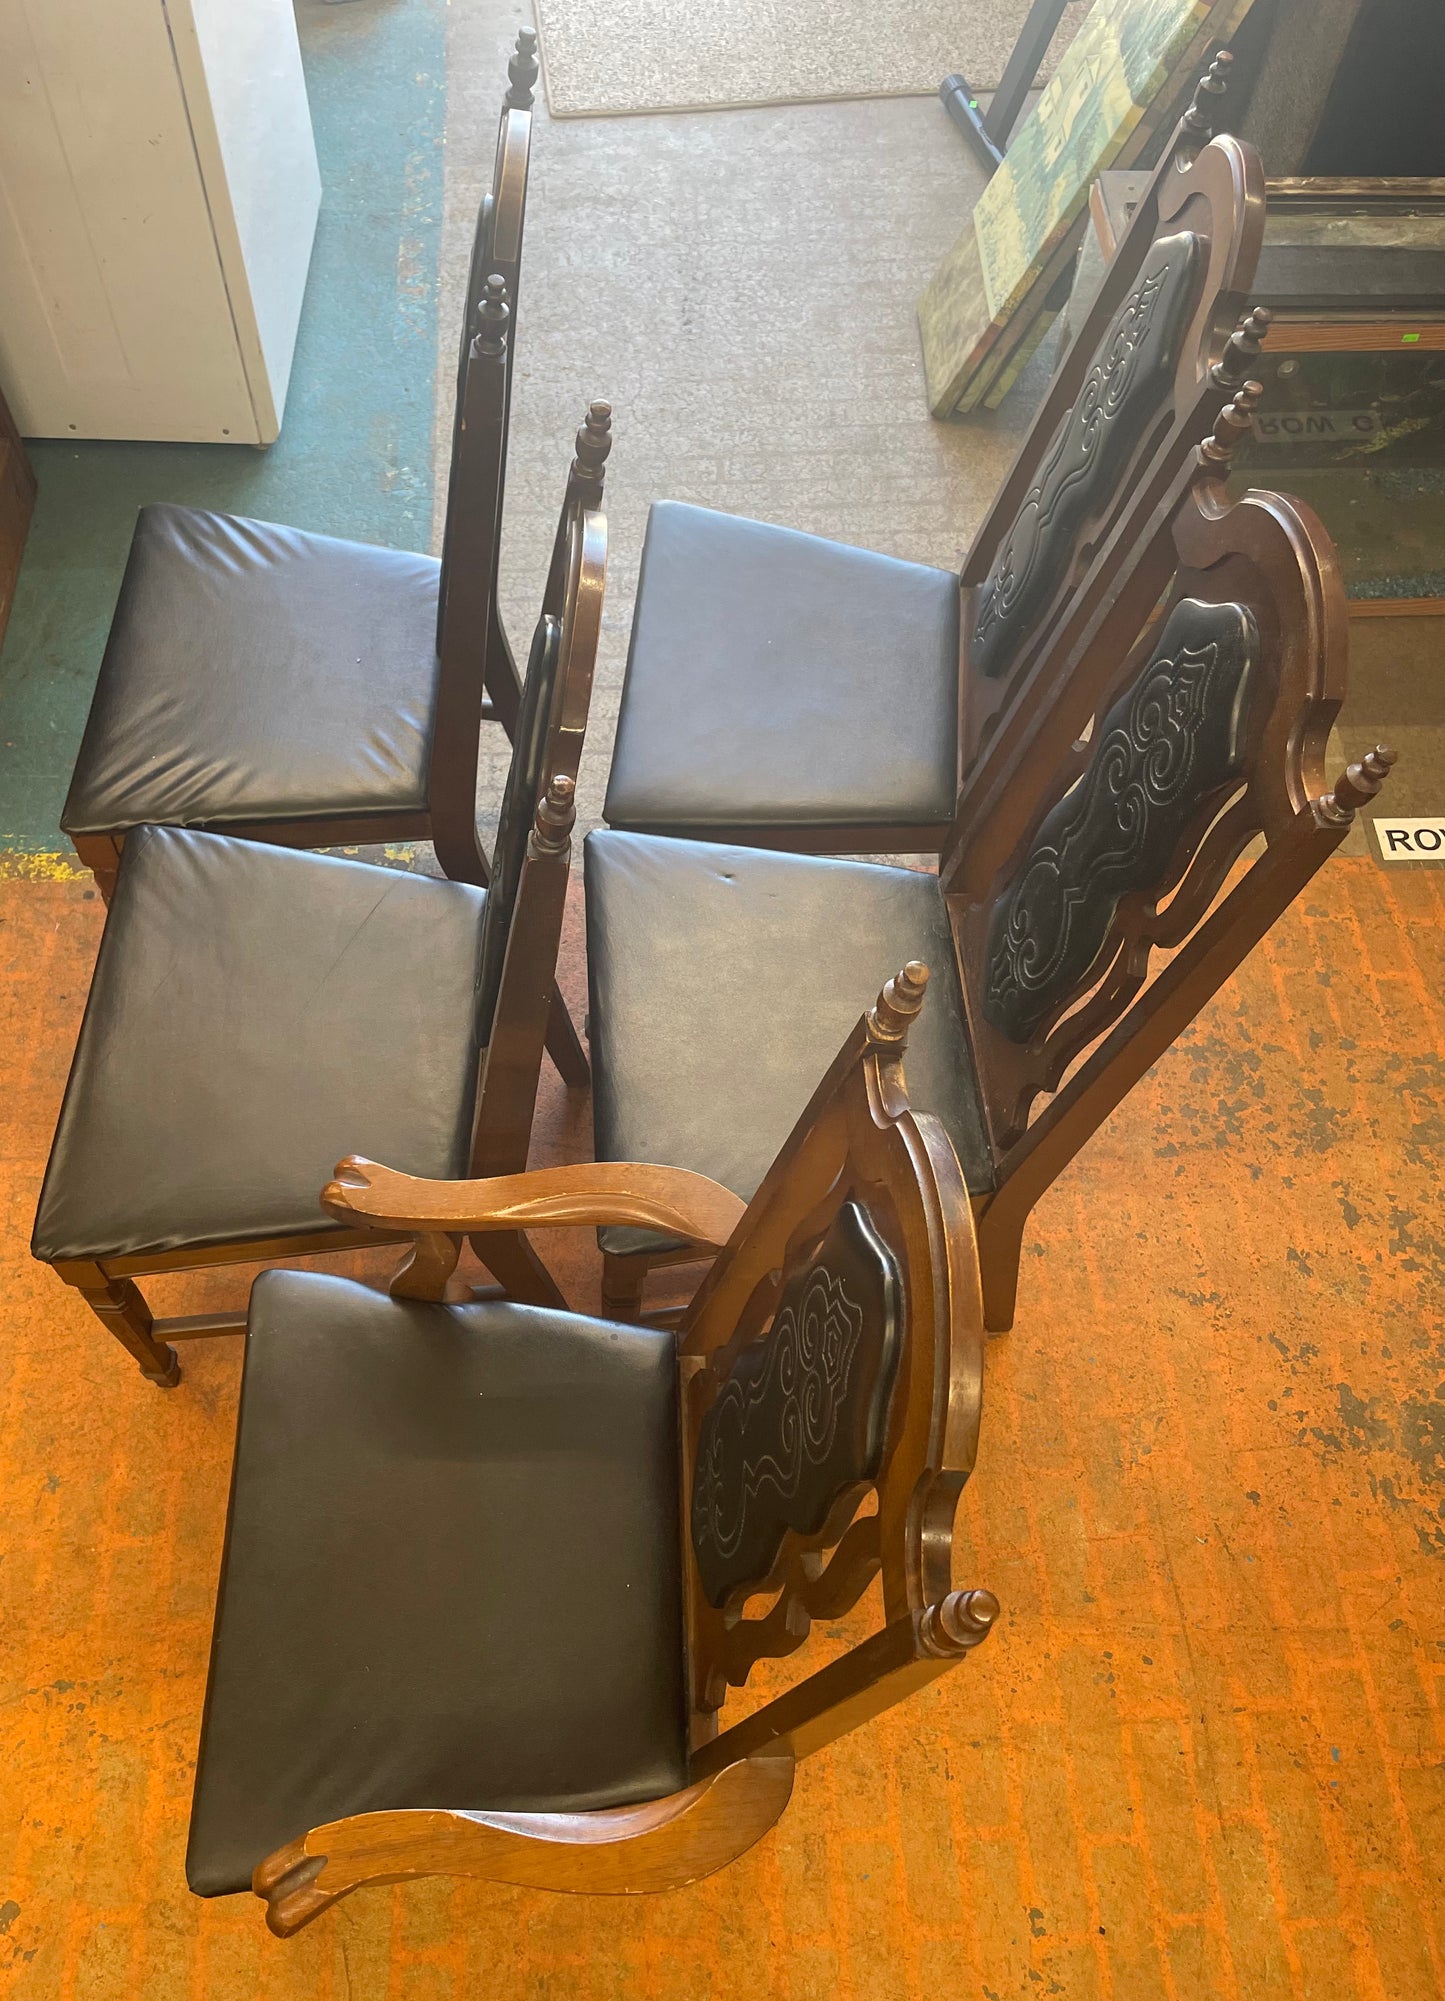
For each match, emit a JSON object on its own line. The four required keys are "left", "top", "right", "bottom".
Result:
{"left": 1212, "top": 305, "right": 1273, "bottom": 386}
{"left": 533, "top": 771, "right": 576, "bottom": 850}
{"left": 920, "top": 1587, "right": 1002, "bottom": 1657}
{"left": 506, "top": 27, "right": 539, "bottom": 109}
{"left": 866, "top": 960, "right": 929, "bottom": 1045}
{"left": 1181, "top": 47, "right": 1233, "bottom": 140}
{"left": 1316, "top": 744, "right": 1397, "bottom": 824}
{"left": 570, "top": 400, "right": 613, "bottom": 502}
{"left": 475, "top": 273, "right": 510, "bottom": 357}
{"left": 1199, "top": 379, "right": 1262, "bottom": 470}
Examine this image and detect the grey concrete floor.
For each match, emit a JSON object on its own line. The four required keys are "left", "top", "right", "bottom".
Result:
{"left": 435, "top": 0, "right": 1049, "bottom": 843}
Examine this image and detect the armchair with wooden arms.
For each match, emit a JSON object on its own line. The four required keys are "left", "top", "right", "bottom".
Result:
{"left": 180, "top": 966, "right": 1000, "bottom": 1933}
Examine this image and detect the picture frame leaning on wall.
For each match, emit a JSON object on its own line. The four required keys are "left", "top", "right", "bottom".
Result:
{"left": 918, "top": 0, "right": 1257, "bottom": 418}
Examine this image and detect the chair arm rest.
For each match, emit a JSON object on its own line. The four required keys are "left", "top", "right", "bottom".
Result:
{"left": 254, "top": 1753, "right": 794, "bottom": 1934}
{"left": 322, "top": 1157, "right": 747, "bottom": 1251}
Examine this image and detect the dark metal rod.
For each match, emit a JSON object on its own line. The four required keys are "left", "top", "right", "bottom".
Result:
{"left": 940, "top": 0, "right": 1073, "bottom": 174}
{"left": 987, "top": 0, "right": 1072, "bottom": 145}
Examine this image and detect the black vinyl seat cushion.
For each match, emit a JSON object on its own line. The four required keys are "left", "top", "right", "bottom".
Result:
{"left": 584, "top": 831, "right": 993, "bottom": 1257}
{"left": 187, "top": 1270, "right": 687, "bottom": 1897}
{"left": 603, "top": 503, "right": 961, "bottom": 840}
{"left": 61, "top": 505, "right": 442, "bottom": 839}
{"left": 31, "top": 826, "right": 488, "bottom": 1266}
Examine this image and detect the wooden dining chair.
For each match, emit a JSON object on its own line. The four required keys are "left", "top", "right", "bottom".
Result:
{"left": 58, "top": 32, "right": 548, "bottom": 894}
{"left": 30, "top": 418, "right": 607, "bottom": 1388}
{"left": 584, "top": 395, "right": 1393, "bottom": 1330}
{"left": 180, "top": 966, "right": 999, "bottom": 1930}
{"left": 601, "top": 52, "right": 1269, "bottom": 856}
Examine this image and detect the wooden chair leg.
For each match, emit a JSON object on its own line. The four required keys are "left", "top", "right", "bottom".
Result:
{"left": 600, "top": 1249, "right": 651, "bottom": 1323}
{"left": 67, "top": 831, "right": 121, "bottom": 903}
{"left": 468, "top": 1229, "right": 567, "bottom": 1310}
{"left": 974, "top": 1204, "right": 1026, "bottom": 1334}
{"left": 545, "top": 983, "right": 589, "bottom": 1087}
{"left": 64, "top": 1267, "right": 181, "bottom": 1386}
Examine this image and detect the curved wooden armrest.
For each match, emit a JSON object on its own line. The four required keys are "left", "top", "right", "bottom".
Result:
{"left": 254, "top": 1754, "right": 794, "bottom": 1935}
{"left": 322, "top": 1158, "right": 747, "bottom": 1252}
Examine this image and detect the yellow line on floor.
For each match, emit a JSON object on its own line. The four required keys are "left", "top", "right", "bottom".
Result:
{"left": 0, "top": 850, "right": 88, "bottom": 882}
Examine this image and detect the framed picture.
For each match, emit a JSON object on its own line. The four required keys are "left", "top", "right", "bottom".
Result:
{"left": 918, "top": 0, "right": 1256, "bottom": 417}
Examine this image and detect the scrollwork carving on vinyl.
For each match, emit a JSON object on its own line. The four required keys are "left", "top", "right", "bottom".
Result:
{"left": 983, "top": 597, "right": 1260, "bottom": 1044}
{"left": 971, "top": 231, "right": 1203, "bottom": 682}
{"left": 690, "top": 1201, "right": 901, "bottom": 1611}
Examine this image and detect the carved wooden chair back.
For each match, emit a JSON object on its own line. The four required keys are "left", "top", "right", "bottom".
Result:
{"left": 468, "top": 488, "right": 607, "bottom": 1186}
{"left": 959, "top": 53, "right": 1268, "bottom": 785}
{"left": 340, "top": 473, "right": 607, "bottom": 1319}
{"left": 384, "top": 478, "right": 608, "bottom": 1310}
{"left": 944, "top": 411, "right": 1392, "bottom": 1323}
{"left": 434, "top": 27, "right": 538, "bottom": 745}
{"left": 426, "top": 239, "right": 612, "bottom": 909}
{"left": 674, "top": 965, "right": 998, "bottom": 1770}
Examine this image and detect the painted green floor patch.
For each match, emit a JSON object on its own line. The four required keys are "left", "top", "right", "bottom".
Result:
{"left": 0, "top": 0, "right": 444, "bottom": 854}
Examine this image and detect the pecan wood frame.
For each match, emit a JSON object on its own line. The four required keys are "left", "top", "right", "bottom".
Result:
{"left": 59, "top": 37, "right": 592, "bottom": 1080}
{"left": 45, "top": 469, "right": 607, "bottom": 1385}
{"left": 250, "top": 966, "right": 998, "bottom": 1935}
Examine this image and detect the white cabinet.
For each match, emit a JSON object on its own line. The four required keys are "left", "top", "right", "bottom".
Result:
{"left": 0, "top": 0, "right": 321, "bottom": 444}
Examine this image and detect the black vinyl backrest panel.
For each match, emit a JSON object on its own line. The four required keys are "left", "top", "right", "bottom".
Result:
{"left": 983, "top": 596, "right": 1260, "bottom": 1045}
{"left": 690, "top": 1201, "right": 902, "bottom": 1609}
{"left": 473, "top": 611, "right": 560, "bottom": 1042}
{"left": 971, "top": 231, "right": 1204, "bottom": 683}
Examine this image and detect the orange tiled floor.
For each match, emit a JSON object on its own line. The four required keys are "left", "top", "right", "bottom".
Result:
{"left": 1, "top": 857, "right": 1442, "bottom": 2000}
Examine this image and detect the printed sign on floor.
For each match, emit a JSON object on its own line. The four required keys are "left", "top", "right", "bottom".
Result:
{"left": 1373, "top": 816, "right": 1445, "bottom": 864}
{"left": 1251, "top": 409, "right": 1382, "bottom": 444}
